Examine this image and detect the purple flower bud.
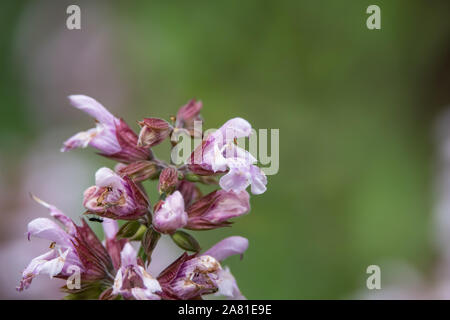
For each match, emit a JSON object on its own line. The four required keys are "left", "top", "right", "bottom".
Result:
{"left": 62, "top": 95, "right": 151, "bottom": 163}
{"left": 175, "top": 99, "right": 203, "bottom": 135}
{"left": 186, "top": 190, "right": 250, "bottom": 230}
{"left": 158, "top": 167, "right": 179, "bottom": 194}
{"left": 116, "top": 160, "right": 160, "bottom": 182}
{"left": 17, "top": 197, "right": 114, "bottom": 291}
{"left": 83, "top": 167, "right": 149, "bottom": 220}
{"left": 137, "top": 118, "right": 172, "bottom": 148}
{"left": 153, "top": 191, "right": 188, "bottom": 234}
{"left": 112, "top": 243, "right": 161, "bottom": 300}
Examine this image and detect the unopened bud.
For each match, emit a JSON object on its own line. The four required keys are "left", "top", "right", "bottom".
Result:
{"left": 117, "top": 160, "right": 160, "bottom": 182}
{"left": 158, "top": 167, "right": 179, "bottom": 194}
{"left": 137, "top": 118, "right": 172, "bottom": 148}
{"left": 170, "top": 230, "right": 201, "bottom": 252}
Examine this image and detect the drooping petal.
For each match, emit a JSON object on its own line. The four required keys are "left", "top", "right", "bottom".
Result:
{"left": 249, "top": 165, "right": 267, "bottom": 195}
{"left": 68, "top": 95, "right": 116, "bottom": 126}
{"left": 216, "top": 266, "right": 246, "bottom": 300}
{"left": 88, "top": 123, "right": 122, "bottom": 155}
{"left": 61, "top": 127, "right": 99, "bottom": 152}
{"left": 203, "top": 236, "right": 249, "bottom": 262}
{"left": 31, "top": 195, "right": 77, "bottom": 236}
{"left": 17, "top": 248, "right": 70, "bottom": 291}
{"left": 219, "top": 168, "right": 251, "bottom": 193}
{"left": 27, "top": 218, "right": 72, "bottom": 247}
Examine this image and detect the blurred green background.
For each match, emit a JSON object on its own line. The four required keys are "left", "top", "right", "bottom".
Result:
{"left": 1, "top": 0, "right": 450, "bottom": 299}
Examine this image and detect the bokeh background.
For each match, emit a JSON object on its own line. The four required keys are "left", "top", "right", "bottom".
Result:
{"left": 1, "top": 0, "right": 450, "bottom": 299}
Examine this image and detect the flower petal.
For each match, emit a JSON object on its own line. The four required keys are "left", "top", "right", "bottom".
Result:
{"left": 216, "top": 266, "right": 246, "bottom": 300}
{"left": 120, "top": 243, "right": 137, "bottom": 267}
{"left": 102, "top": 218, "right": 119, "bottom": 240}
{"left": 250, "top": 165, "right": 267, "bottom": 195}
{"left": 27, "top": 218, "right": 72, "bottom": 246}
{"left": 68, "top": 95, "right": 116, "bottom": 125}
{"left": 203, "top": 236, "right": 249, "bottom": 262}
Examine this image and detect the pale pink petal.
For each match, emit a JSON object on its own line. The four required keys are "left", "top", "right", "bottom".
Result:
{"left": 68, "top": 95, "right": 116, "bottom": 125}
{"left": 27, "top": 218, "right": 72, "bottom": 246}
{"left": 219, "top": 118, "right": 252, "bottom": 141}
{"left": 216, "top": 266, "right": 246, "bottom": 300}
{"left": 95, "top": 167, "right": 124, "bottom": 189}
{"left": 219, "top": 168, "right": 251, "bottom": 193}
{"left": 102, "top": 218, "right": 118, "bottom": 240}
{"left": 31, "top": 195, "right": 77, "bottom": 236}
{"left": 120, "top": 243, "right": 137, "bottom": 267}
{"left": 250, "top": 165, "right": 267, "bottom": 195}
{"left": 203, "top": 236, "right": 249, "bottom": 262}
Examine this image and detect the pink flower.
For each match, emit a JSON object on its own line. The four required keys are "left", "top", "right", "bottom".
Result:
{"left": 187, "top": 117, "right": 267, "bottom": 194}
{"left": 112, "top": 243, "right": 161, "bottom": 300}
{"left": 62, "top": 95, "right": 151, "bottom": 163}
{"left": 153, "top": 191, "right": 188, "bottom": 234}
{"left": 17, "top": 196, "right": 115, "bottom": 291}
{"left": 186, "top": 190, "right": 250, "bottom": 230}
{"left": 83, "top": 167, "right": 149, "bottom": 220}
{"left": 219, "top": 158, "right": 267, "bottom": 195}
{"left": 157, "top": 236, "right": 248, "bottom": 300}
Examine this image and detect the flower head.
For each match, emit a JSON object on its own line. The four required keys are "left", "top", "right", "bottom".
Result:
{"left": 83, "top": 167, "right": 149, "bottom": 219}
{"left": 186, "top": 117, "right": 267, "bottom": 194}
{"left": 112, "top": 243, "right": 161, "bottom": 300}
{"left": 17, "top": 197, "right": 114, "bottom": 292}
{"left": 62, "top": 95, "right": 151, "bottom": 163}
{"left": 157, "top": 236, "right": 248, "bottom": 300}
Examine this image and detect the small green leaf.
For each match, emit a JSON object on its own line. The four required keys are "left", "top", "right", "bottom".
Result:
{"left": 184, "top": 173, "right": 201, "bottom": 182}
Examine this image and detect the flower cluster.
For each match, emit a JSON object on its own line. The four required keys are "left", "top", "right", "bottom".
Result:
{"left": 17, "top": 95, "right": 267, "bottom": 300}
